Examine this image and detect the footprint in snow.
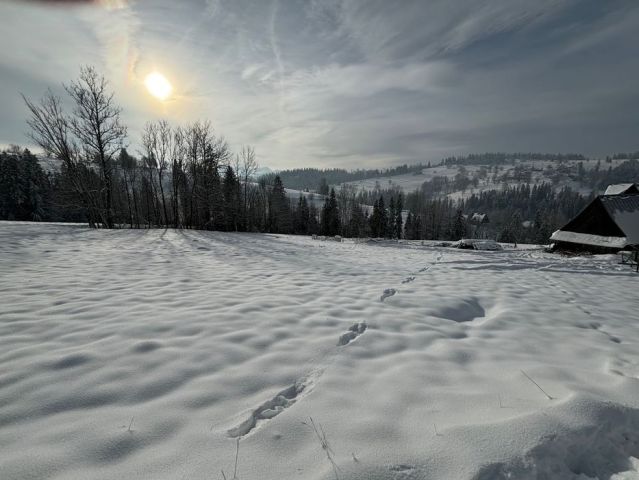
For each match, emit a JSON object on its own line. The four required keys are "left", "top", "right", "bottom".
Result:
{"left": 227, "top": 373, "right": 318, "bottom": 438}
{"left": 576, "top": 321, "right": 621, "bottom": 344}
{"left": 388, "top": 464, "right": 419, "bottom": 478}
{"left": 389, "top": 464, "right": 415, "bottom": 472}
{"left": 380, "top": 288, "right": 397, "bottom": 302}
{"left": 337, "top": 322, "right": 367, "bottom": 346}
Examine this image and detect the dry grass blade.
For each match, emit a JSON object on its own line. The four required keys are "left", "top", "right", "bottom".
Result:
{"left": 521, "top": 369, "right": 554, "bottom": 400}
{"left": 303, "top": 417, "right": 341, "bottom": 480}
{"left": 233, "top": 438, "right": 240, "bottom": 479}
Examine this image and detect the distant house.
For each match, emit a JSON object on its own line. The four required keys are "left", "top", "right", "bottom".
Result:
{"left": 550, "top": 184, "right": 639, "bottom": 252}
{"left": 469, "top": 213, "right": 489, "bottom": 224}
{"left": 462, "top": 212, "right": 489, "bottom": 238}
{"left": 462, "top": 213, "right": 489, "bottom": 224}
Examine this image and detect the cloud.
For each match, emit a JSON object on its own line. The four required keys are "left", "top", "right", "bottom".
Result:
{"left": 282, "top": 61, "right": 457, "bottom": 97}
{"left": 315, "top": 0, "right": 576, "bottom": 61}
{"left": 77, "top": 0, "right": 140, "bottom": 85}
{"left": 1, "top": 0, "right": 638, "bottom": 168}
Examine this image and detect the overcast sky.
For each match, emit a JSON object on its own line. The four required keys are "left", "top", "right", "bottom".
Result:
{"left": 1, "top": 0, "right": 638, "bottom": 169}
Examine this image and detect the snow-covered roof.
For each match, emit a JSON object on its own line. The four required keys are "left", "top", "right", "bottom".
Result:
{"left": 551, "top": 194, "right": 639, "bottom": 249}
{"left": 463, "top": 213, "right": 488, "bottom": 224}
{"left": 604, "top": 183, "right": 638, "bottom": 195}
{"left": 470, "top": 213, "right": 488, "bottom": 223}
{"left": 600, "top": 195, "right": 639, "bottom": 245}
{"left": 550, "top": 230, "right": 628, "bottom": 249}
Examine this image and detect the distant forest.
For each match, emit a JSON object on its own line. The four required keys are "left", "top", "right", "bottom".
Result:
{"left": 261, "top": 163, "right": 426, "bottom": 192}
{"left": 441, "top": 152, "right": 586, "bottom": 166}
{"left": 2, "top": 66, "right": 639, "bottom": 244}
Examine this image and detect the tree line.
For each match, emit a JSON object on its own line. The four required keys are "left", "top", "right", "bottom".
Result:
{"left": 3, "top": 65, "right": 605, "bottom": 245}
{"left": 0, "top": 137, "right": 593, "bottom": 245}
{"left": 442, "top": 152, "right": 587, "bottom": 166}
{"left": 16, "top": 66, "right": 308, "bottom": 233}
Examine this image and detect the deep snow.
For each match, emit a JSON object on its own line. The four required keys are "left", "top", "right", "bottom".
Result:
{"left": 1, "top": 223, "right": 639, "bottom": 480}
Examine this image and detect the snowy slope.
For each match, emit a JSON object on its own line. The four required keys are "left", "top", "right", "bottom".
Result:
{"left": 284, "top": 188, "right": 327, "bottom": 209}
{"left": 339, "top": 158, "right": 630, "bottom": 198}
{"left": 1, "top": 223, "right": 639, "bottom": 480}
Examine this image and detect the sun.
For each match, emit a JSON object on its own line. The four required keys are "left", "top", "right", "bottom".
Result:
{"left": 144, "top": 72, "right": 173, "bottom": 101}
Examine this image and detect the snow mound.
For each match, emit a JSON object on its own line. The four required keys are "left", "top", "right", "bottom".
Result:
{"left": 472, "top": 395, "right": 639, "bottom": 480}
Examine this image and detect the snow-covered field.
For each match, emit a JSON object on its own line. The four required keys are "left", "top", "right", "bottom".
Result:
{"left": 2, "top": 222, "right": 639, "bottom": 480}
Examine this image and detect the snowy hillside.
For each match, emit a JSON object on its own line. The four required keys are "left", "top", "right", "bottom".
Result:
{"left": 2, "top": 223, "right": 639, "bottom": 480}
{"left": 339, "top": 158, "right": 630, "bottom": 199}
{"left": 284, "top": 188, "right": 326, "bottom": 209}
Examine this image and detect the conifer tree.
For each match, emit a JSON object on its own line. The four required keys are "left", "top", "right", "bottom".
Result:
{"left": 412, "top": 214, "right": 422, "bottom": 240}
{"left": 388, "top": 197, "right": 396, "bottom": 238}
{"left": 378, "top": 196, "right": 387, "bottom": 238}
{"left": 404, "top": 212, "right": 413, "bottom": 240}
{"left": 208, "top": 161, "right": 223, "bottom": 230}
{"left": 321, "top": 188, "right": 340, "bottom": 236}
{"left": 223, "top": 165, "right": 240, "bottom": 231}
{"left": 308, "top": 203, "right": 320, "bottom": 235}
{"left": 451, "top": 209, "right": 466, "bottom": 240}
{"left": 348, "top": 203, "right": 367, "bottom": 238}
{"left": 295, "top": 195, "right": 310, "bottom": 234}
{"left": 395, "top": 194, "right": 403, "bottom": 239}
{"left": 268, "top": 175, "right": 291, "bottom": 233}
{"left": 369, "top": 199, "right": 380, "bottom": 237}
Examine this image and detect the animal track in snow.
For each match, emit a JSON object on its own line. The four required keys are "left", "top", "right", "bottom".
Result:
{"left": 553, "top": 280, "right": 618, "bottom": 341}
{"left": 380, "top": 288, "right": 397, "bottom": 302}
{"left": 608, "top": 357, "right": 639, "bottom": 378}
{"left": 388, "top": 464, "right": 419, "bottom": 477}
{"left": 227, "top": 373, "right": 318, "bottom": 438}
{"left": 337, "top": 322, "right": 367, "bottom": 346}
{"left": 576, "top": 321, "right": 621, "bottom": 344}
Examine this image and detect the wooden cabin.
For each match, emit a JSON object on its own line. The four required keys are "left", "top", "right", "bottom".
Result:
{"left": 550, "top": 184, "right": 639, "bottom": 253}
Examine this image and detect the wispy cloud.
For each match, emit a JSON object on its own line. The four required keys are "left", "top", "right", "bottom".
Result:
{"left": 77, "top": 0, "right": 140, "bottom": 85}
{"left": 1, "top": 0, "right": 638, "bottom": 168}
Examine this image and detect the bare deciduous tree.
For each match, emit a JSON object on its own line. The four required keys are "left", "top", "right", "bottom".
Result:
{"left": 65, "top": 67, "right": 127, "bottom": 227}
{"left": 142, "top": 120, "right": 172, "bottom": 226}
{"left": 23, "top": 66, "right": 126, "bottom": 228}
{"left": 170, "top": 126, "right": 186, "bottom": 228}
{"left": 236, "top": 145, "right": 258, "bottom": 231}
{"left": 22, "top": 89, "right": 104, "bottom": 227}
